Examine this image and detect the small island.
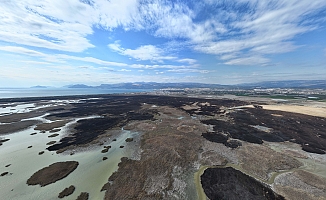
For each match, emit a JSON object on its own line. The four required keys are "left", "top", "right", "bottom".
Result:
{"left": 27, "top": 161, "right": 78, "bottom": 187}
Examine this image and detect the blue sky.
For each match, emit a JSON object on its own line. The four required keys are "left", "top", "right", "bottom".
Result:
{"left": 0, "top": 0, "right": 326, "bottom": 87}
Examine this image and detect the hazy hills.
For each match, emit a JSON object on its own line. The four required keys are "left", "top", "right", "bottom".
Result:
{"left": 63, "top": 80, "right": 326, "bottom": 89}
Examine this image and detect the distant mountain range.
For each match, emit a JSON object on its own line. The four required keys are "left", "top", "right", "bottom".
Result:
{"left": 30, "top": 85, "right": 52, "bottom": 89}
{"left": 63, "top": 82, "right": 228, "bottom": 89}
{"left": 62, "top": 80, "right": 326, "bottom": 89}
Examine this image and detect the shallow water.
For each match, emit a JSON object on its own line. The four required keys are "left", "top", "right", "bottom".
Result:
{"left": 0, "top": 104, "right": 137, "bottom": 200}
{"left": 0, "top": 103, "right": 35, "bottom": 116}
{"left": 0, "top": 88, "right": 150, "bottom": 99}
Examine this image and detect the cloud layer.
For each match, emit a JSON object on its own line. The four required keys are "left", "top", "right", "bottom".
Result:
{"left": 1, "top": 0, "right": 326, "bottom": 86}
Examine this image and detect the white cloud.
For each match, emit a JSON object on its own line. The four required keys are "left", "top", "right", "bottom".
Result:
{"left": 177, "top": 58, "right": 197, "bottom": 64}
{"left": 0, "top": 46, "right": 46, "bottom": 57}
{"left": 138, "top": 1, "right": 227, "bottom": 43}
{"left": 0, "top": 46, "right": 127, "bottom": 67}
{"left": 57, "top": 54, "right": 128, "bottom": 67}
{"left": 167, "top": 69, "right": 211, "bottom": 74}
{"left": 224, "top": 55, "right": 270, "bottom": 66}
{"left": 0, "top": 0, "right": 95, "bottom": 52}
{"left": 119, "top": 69, "right": 132, "bottom": 72}
{"left": 1, "top": 46, "right": 201, "bottom": 74}
{"left": 20, "top": 61, "right": 53, "bottom": 65}
{"left": 108, "top": 42, "right": 176, "bottom": 62}
{"left": 193, "top": 0, "right": 326, "bottom": 65}
{"left": 130, "top": 64, "right": 194, "bottom": 70}
{"left": 220, "top": 53, "right": 238, "bottom": 61}
{"left": 1, "top": 0, "right": 326, "bottom": 70}
{"left": 0, "top": 0, "right": 140, "bottom": 52}
{"left": 250, "top": 42, "right": 299, "bottom": 54}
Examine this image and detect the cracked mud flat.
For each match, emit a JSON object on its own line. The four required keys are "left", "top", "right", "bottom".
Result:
{"left": 0, "top": 94, "right": 325, "bottom": 200}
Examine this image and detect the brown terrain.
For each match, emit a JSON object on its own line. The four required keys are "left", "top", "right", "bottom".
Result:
{"left": 76, "top": 192, "right": 89, "bottom": 200}
{"left": 34, "top": 120, "right": 71, "bottom": 131}
{"left": 1, "top": 94, "right": 325, "bottom": 199}
{"left": 0, "top": 120, "right": 39, "bottom": 135}
{"left": 58, "top": 185, "right": 75, "bottom": 198}
{"left": 274, "top": 170, "right": 326, "bottom": 200}
{"left": 27, "top": 161, "right": 78, "bottom": 186}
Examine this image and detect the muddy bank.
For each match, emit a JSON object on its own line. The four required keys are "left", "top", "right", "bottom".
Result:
{"left": 0, "top": 120, "right": 39, "bottom": 135}
{"left": 201, "top": 167, "right": 284, "bottom": 200}
{"left": 34, "top": 120, "right": 71, "bottom": 131}
{"left": 27, "top": 161, "right": 78, "bottom": 186}
{"left": 0, "top": 112, "right": 43, "bottom": 123}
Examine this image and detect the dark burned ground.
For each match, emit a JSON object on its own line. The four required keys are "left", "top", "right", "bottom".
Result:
{"left": 201, "top": 167, "right": 284, "bottom": 200}
{"left": 201, "top": 108, "right": 326, "bottom": 154}
{"left": 29, "top": 94, "right": 326, "bottom": 154}
{"left": 44, "top": 95, "right": 245, "bottom": 152}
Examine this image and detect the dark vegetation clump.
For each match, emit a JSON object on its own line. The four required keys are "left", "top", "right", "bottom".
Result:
{"left": 58, "top": 185, "right": 75, "bottom": 198}
{"left": 48, "top": 133, "right": 59, "bottom": 138}
{"left": 46, "top": 141, "right": 56, "bottom": 145}
{"left": 76, "top": 192, "right": 89, "bottom": 200}
{"left": 27, "top": 161, "right": 78, "bottom": 186}
{"left": 101, "top": 149, "right": 108, "bottom": 153}
{"left": 1, "top": 172, "right": 9, "bottom": 176}
{"left": 201, "top": 167, "right": 285, "bottom": 200}
{"left": 0, "top": 138, "right": 10, "bottom": 146}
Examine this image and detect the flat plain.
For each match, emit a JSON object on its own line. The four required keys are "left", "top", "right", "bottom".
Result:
{"left": 0, "top": 94, "right": 325, "bottom": 200}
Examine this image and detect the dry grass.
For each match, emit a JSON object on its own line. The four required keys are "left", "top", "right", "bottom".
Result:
{"left": 103, "top": 106, "right": 207, "bottom": 199}
{"left": 238, "top": 144, "right": 302, "bottom": 181}
{"left": 262, "top": 104, "right": 326, "bottom": 118}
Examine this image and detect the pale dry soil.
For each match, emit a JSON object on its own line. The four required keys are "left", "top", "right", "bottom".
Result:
{"left": 262, "top": 104, "right": 326, "bottom": 118}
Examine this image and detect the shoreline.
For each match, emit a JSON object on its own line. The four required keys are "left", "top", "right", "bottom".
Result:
{"left": 194, "top": 166, "right": 208, "bottom": 200}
